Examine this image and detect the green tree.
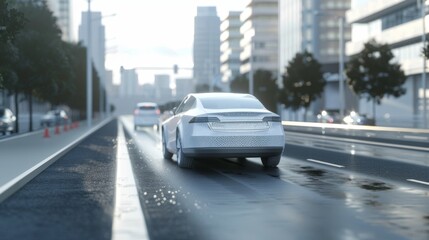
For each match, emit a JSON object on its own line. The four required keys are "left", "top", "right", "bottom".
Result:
{"left": 423, "top": 36, "right": 429, "bottom": 59}
{"left": 229, "top": 70, "right": 279, "bottom": 113}
{"left": 346, "top": 39, "right": 406, "bottom": 119}
{"left": 0, "top": 0, "right": 25, "bottom": 132}
{"left": 279, "top": 51, "right": 326, "bottom": 120}
{"left": 195, "top": 83, "right": 223, "bottom": 93}
{"left": 230, "top": 74, "right": 248, "bottom": 93}
{"left": 13, "top": 1, "right": 73, "bottom": 131}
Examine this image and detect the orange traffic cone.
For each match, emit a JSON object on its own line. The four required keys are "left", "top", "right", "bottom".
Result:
{"left": 55, "top": 125, "right": 60, "bottom": 135}
{"left": 43, "top": 127, "right": 50, "bottom": 138}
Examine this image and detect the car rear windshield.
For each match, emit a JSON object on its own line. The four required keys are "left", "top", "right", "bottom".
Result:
{"left": 139, "top": 106, "right": 157, "bottom": 110}
{"left": 200, "top": 97, "right": 265, "bottom": 109}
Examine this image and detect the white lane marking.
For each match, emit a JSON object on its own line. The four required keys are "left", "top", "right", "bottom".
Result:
{"left": 406, "top": 179, "right": 429, "bottom": 186}
{"left": 307, "top": 159, "right": 344, "bottom": 168}
{"left": 112, "top": 122, "right": 149, "bottom": 240}
{"left": 403, "top": 135, "right": 428, "bottom": 141}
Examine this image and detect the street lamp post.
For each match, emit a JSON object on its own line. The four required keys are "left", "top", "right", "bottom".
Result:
{"left": 86, "top": 0, "right": 92, "bottom": 127}
{"left": 249, "top": 39, "right": 254, "bottom": 95}
{"left": 420, "top": 0, "right": 428, "bottom": 128}
{"left": 339, "top": 16, "right": 345, "bottom": 118}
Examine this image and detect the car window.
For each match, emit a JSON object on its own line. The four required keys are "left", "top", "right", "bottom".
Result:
{"left": 200, "top": 96, "right": 265, "bottom": 109}
{"left": 175, "top": 96, "right": 189, "bottom": 114}
{"left": 138, "top": 106, "right": 157, "bottom": 110}
{"left": 182, "top": 96, "right": 196, "bottom": 112}
{"left": 0, "top": 109, "right": 5, "bottom": 117}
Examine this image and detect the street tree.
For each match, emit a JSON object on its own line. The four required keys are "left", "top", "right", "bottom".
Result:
{"left": 14, "top": 1, "right": 72, "bottom": 131}
{"left": 230, "top": 69, "right": 279, "bottom": 113}
{"left": 0, "top": 0, "right": 25, "bottom": 132}
{"left": 195, "top": 83, "right": 223, "bottom": 93}
{"left": 279, "top": 51, "right": 326, "bottom": 120}
{"left": 230, "top": 74, "right": 248, "bottom": 93}
{"left": 346, "top": 39, "right": 406, "bottom": 119}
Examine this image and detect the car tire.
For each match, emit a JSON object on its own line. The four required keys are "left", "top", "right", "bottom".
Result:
{"left": 176, "top": 132, "right": 193, "bottom": 168}
{"left": 162, "top": 130, "right": 173, "bottom": 160}
{"left": 261, "top": 155, "right": 281, "bottom": 168}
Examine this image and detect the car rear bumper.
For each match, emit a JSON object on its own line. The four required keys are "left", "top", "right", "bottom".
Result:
{"left": 134, "top": 116, "right": 160, "bottom": 126}
{"left": 182, "top": 147, "right": 284, "bottom": 158}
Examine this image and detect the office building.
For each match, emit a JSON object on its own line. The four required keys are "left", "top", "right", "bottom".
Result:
{"left": 46, "top": 0, "right": 72, "bottom": 41}
{"left": 119, "top": 69, "right": 139, "bottom": 97}
{"left": 193, "top": 6, "right": 221, "bottom": 89}
{"left": 154, "top": 74, "right": 172, "bottom": 103}
{"left": 279, "top": 0, "right": 352, "bottom": 119}
{"left": 347, "top": 0, "right": 427, "bottom": 127}
{"left": 175, "top": 78, "right": 195, "bottom": 100}
{"left": 240, "top": 0, "right": 279, "bottom": 85}
{"left": 220, "top": 11, "right": 242, "bottom": 86}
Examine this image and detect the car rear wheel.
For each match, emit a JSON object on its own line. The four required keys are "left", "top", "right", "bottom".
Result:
{"left": 261, "top": 155, "right": 281, "bottom": 168}
{"left": 176, "top": 133, "right": 193, "bottom": 168}
{"left": 162, "top": 130, "right": 173, "bottom": 160}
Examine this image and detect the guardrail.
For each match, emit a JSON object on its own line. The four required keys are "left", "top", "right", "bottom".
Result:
{"left": 282, "top": 121, "right": 429, "bottom": 149}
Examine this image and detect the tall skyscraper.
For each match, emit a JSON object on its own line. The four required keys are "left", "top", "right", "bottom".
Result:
{"left": 193, "top": 6, "right": 221, "bottom": 89}
{"left": 46, "top": 0, "right": 72, "bottom": 41}
{"left": 79, "top": 11, "right": 106, "bottom": 81}
{"left": 154, "top": 74, "right": 172, "bottom": 103}
{"left": 220, "top": 11, "right": 242, "bottom": 86}
{"left": 240, "top": 0, "right": 279, "bottom": 83}
{"left": 119, "top": 69, "right": 139, "bottom": 97}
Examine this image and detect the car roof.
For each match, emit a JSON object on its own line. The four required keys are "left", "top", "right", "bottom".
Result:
{"left": 136, "top": 102, "right": 158, "bottom": 107}
{"left": 190, "top": 92, "right": 255, "bottom": 100}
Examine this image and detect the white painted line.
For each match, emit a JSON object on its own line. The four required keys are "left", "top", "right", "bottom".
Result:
{"left": 403, "top": 135, "right": 428, "bottom": 141}
{"left": 406, "top": 179, "right": 429, "bottom": 186}
{"left": 112, "top": 122, "right": 149, "bottom": 240}
{"left": 307, "top": 159, "right": 344, "bottom": 168}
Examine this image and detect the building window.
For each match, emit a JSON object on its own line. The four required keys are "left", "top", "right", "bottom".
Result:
{"left": 381, "top": 3, "right": 419, "bottom": 30}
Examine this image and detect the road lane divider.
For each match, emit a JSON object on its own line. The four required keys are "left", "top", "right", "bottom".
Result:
{"left": 307, "top": 158, "right": 344, "bottom": 168}
{"left": 406, "top": 179, "right": 429, "bottom": 186}
{"left": 112, "top": 122, "right": 149, "bottom": 240}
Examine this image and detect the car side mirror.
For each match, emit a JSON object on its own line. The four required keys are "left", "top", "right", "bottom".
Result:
{"left": 172, "top": 107, "right": 177, "bottom": 115}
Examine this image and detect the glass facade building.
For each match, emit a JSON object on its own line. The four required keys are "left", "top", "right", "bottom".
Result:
{"left": 347, "top": 0, "right": 428, "bottom": 127}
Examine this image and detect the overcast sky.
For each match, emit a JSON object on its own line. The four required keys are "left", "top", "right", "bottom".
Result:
{"left": 72, "top": 0, "right": 247, "bottom": 85}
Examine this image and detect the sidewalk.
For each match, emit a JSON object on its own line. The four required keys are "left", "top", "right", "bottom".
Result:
{"left": 0, "top": 117, "right": 113, "bottom": 202}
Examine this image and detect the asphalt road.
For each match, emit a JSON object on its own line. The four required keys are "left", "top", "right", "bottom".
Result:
{"left": 0, "top": 119, "right": 117, "bottom": 240}
{"left": 121, "top": 116, "right": 429, "bottom": 240}
{"left": 0, "top": 116, "right": 428, "bottom": 240}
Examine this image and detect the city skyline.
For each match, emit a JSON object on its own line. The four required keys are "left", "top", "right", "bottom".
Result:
{"left": 71, "top": 0, "right": 247, "bottom": 86}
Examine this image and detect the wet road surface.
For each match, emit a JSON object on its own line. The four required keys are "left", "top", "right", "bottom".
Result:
{"left": 0, "top": 116, "right": 427, "bottom": 240}
{"left": 122, "top": 116, "right": 429, "bottom": 240}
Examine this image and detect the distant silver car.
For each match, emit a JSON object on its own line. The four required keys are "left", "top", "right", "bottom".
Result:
{"left": 133, "top": 102, "right": 161, "bottom": 130}
{"left": 40, "top": 109, "right": 69, "bottom": 127}
{"left": 161, "top": 93, "right": 285, "bottom": 168}
{"left": 0, "top": 107, "right": 16, "bottom": 135}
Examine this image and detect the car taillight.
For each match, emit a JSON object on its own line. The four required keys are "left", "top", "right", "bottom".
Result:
{"left": 189, "top": 117, "right": 220, "bottom": 123}
{"left": 156, "top": 109, "right": 161, "bottom": 115}
{"left": 134, "top": 109, "right": 139, "bottom": 115}
{"left": 263, "top": 116, "right": 281, "bottom": 122}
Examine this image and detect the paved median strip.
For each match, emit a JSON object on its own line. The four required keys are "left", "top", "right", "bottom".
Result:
{"left": 307, "top": 158, "right": 344, "bottom": 168}
{"left": 112, "top": 122, "right": 149, "bottom": 240}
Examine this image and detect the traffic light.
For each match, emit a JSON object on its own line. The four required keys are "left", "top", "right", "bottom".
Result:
{"left": 173, "top": 64, "right": 178, "bottom": 74}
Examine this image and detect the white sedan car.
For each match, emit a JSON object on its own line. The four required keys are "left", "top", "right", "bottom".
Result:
{"left": 161, "top": 93, "right": 285, "bottom": 168}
